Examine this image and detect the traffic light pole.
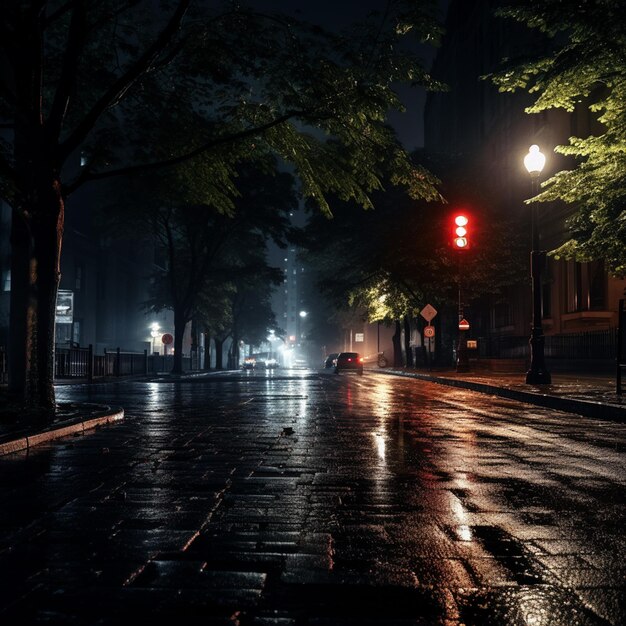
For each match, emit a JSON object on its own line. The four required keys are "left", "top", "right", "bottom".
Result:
{"left": 456, "top": 260, "right": 469, "bottom": 373}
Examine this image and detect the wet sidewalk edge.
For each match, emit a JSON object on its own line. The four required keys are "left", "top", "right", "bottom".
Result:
{"left": 375, "top": 368, "right": 626, "bottom": 423}
{"left": 0, "top": 407, "right": 124, "bottom": 457}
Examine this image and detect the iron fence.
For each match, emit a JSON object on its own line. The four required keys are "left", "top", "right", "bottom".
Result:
{"left": 53, "top": 346, "right": 194, "bottom": 379}
{"left": 478, "top": 329, "right": 617, "bottom": 361}
{"left": 54, "top": 345, "right": 149, "bottom": 380}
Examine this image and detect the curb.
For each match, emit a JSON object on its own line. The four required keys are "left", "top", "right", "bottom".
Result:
{"left": 0, "top": 407, "right": 124, "bottom": 457}
{"left": 376, "top": 369, "right": 626, "bottom": 423}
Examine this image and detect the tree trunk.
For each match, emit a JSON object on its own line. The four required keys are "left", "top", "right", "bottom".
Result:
{"left": 404, "top": 315, "right": 414, "bottom": 368}
{"left": 171, "top": 308, "right": 188, "bottom": 374}
{"left": 392, "top": 319, "right": 402, "bottom": 367}
{"left": 8, "top": 174, "right": 64, "bottom": 416}
{"left": 190, "top": 318, "right": 198, "bottom": 370}
{"left": 231, "top": 326, "right": 240, "bottom": 369}
{"left": 214, "top": 337, "right": 224, "bottom": 370}
{"left": 203, "top": 330, "right": 212, "bottom": 370}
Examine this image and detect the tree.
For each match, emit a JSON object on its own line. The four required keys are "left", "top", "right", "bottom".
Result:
{"left": 488, "top": 0, "right": 626, "bottom": 275}
{"left": 107, "top": 161, "right": 294, "bottom": 374}
{"left": 300, "top": 153, "right": 528, "bottom": 365}
{"left": 1, "top": 0, "right": 443, "bottom": 415}
{"left": 229, "top": 271, "right": 280, "bottom": 368}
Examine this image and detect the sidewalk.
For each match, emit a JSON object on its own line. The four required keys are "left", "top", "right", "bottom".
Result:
{"left": 1, "top": 367, "right": 624, "bottom": 457}
{"left": 375, "top": 366, "right": 626, "bottom": 422}
{"left": 0, "top": 401, "right": 124, "bottom": 456}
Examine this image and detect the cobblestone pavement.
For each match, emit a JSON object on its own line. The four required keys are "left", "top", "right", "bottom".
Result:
{"left": 1, "top": 370, "right": 624, "bottom": 625}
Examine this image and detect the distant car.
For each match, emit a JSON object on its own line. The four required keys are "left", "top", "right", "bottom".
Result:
{"left": 242, "top": 357, "right": 256, "bottom": 370}
{"left": 334, "top": 352, "right": 364, "bottom": 375}
{"left": 324, "top": 353, "right": 339, "bottom": 368}
{"left": 292, "top": 358, "right": 308, "bottom": 369}
{"left": 264, "top": 358, "right": 279, "bottom": 369}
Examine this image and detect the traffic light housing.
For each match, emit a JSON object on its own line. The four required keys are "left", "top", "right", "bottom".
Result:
{"left": 453, "top": 214, "right": 469, "bottom": 250}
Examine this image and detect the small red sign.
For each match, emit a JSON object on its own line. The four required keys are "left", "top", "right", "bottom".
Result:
{"left": 162, "top": 333, "right": 174, "bottom": 345}
{"left": 424, "top": 326, "right": 435, "bottom": 338}
{"left": 458, "top": 319, "right": 470, "bottom": 331}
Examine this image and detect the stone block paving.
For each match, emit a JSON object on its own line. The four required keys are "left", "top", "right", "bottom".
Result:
{"left": 0, "top": 373, "right": 625, "bottom": 624}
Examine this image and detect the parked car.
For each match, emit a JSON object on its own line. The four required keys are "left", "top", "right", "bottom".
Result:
{"left": 242, "top": 357, "right": 256, "bottom": 370}
{"left": 334, "top": 352, "right": 364, "bottom": 375}
{"left": 264, "top": 358, "right": 279, "bottom": 369}
{"left": 324, "top": 353, "right": 339, "bottom": 368}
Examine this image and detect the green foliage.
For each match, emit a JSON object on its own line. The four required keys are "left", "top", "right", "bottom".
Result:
{"left": 489, "top": 0, "right": 626, "bottom": 275}
{"left": 0, "top": 0, "right": 445, "bottom": 402}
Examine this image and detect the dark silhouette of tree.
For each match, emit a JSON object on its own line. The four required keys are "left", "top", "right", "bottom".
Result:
{"left": 0, "top": 0, "right": 443, "bottom": 414}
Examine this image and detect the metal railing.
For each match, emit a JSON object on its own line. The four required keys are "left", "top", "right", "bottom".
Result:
{"left": 55, "top": 345, "right": 149, "bottom": 380}
{"left": 53, "top": 345, "right": 193, "bottom": 380}
{"left": 478, "top": 329, "right": 617, "bottom": 361}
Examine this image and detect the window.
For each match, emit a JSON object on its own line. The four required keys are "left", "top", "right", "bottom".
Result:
{"left": 566, "top": 260, "right": 583, "bottom": 312}
{"left": 589, "top": 260, "right": 605, "bottom": 310}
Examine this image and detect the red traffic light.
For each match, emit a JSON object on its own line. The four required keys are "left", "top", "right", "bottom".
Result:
{"left": 453, "top": 214, "right": 469, "bottom": 249}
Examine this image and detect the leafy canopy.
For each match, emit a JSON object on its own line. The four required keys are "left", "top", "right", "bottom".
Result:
{"left": 0, "top": 0, "right": 445, "bottom": 214}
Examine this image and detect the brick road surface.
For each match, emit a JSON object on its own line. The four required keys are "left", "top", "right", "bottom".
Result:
{"left": 0, "top": 370, "right": 624, "bottom": 625}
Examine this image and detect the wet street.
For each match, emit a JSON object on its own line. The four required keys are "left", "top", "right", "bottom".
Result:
{"left": 1, "top": 369, "right": 624, "bottom": 625}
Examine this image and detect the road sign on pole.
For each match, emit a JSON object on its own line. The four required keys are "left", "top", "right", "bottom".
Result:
{"left": 424, "top": 326, "right": 435, "bottom": 338}
{"left": 420, "top": 304, "right": 437, "bottom": 323}
{"left": 458, "top": 319, "right": 470, "bottom": 331}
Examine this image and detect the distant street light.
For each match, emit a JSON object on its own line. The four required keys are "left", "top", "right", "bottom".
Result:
{"left": 524, "top": 145, "right": 551, "bottom": 385}
{"left": 299, "top": 310, "right": 307, "bottom": 318}
{"left": 150, "top": 322, "right": 160, "bottom": 354}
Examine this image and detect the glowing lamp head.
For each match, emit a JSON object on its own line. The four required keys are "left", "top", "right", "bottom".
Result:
{"left": 524, "top": 144, "right": 546, "bottom": 175}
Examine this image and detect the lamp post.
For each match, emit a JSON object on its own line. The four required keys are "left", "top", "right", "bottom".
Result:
{"left": 150, "top": 322, "right": 160, "bottom": 354}
{"left": 298, "top": 310, "right": 307, "bottom": 342}
{"left": 523, "top": 145, "right": 551, "bottom": 384}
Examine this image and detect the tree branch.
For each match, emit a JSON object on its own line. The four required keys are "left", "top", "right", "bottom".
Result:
{"left": 63, "top": 109, "right": 318, "bottom": 194}
{"left": 46, "top": 0, "right": 87, "bottom": 141}
{"left": 59, "top": 0, "right": 191, "bottom": 161}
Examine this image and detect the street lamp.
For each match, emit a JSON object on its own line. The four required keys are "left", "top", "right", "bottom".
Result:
{"left": 523, "top": 145, "right": 551, "bottom": 384}
{"left": 150, "top": 322, "right": 160, "bottom": 354}
{"left": 298, "top": 310, "right": 308, "bottom": 342}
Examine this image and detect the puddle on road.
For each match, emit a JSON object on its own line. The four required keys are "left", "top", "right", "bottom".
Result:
{"left": 458, "top": 585, "right": 610, "bottom": 626}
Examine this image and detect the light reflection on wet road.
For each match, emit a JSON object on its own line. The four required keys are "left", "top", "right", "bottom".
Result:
{"left": 1, "top": 369, "right": 624, "bottom": 625}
